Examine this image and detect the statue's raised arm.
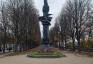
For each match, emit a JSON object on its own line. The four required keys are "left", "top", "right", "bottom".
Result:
{"left": 43, "top": 0, "right": 49, "bottom": 16}
{"left": 44, "top": 0, "right": 48, "bottom": 5}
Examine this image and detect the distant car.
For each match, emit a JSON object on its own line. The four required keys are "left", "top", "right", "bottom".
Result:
{"left": 7, "top": 47, "right": 12, "bottom": 50}
{"left": 0, "top": 49, "right": 2, "bottom": 52}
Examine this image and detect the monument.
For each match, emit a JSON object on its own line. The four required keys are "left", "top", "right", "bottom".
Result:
{"left": 39, "top": 0, "right": 52, "bottom": 48}
{"left": 27, "top": 0, "right": 65, "bottom": 58}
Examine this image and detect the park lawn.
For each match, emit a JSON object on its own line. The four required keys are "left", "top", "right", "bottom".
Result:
{"left": 29, "top": 52, "right": 63, "bottom": 56}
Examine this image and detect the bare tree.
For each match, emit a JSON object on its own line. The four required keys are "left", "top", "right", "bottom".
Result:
{"left": 0, "top": 0, "right": 41, "bottom": 53}
{"left": 51, "top": 0, "right": 92, "bottom": 52}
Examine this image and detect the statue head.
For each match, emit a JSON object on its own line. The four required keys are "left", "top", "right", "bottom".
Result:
{"left": 44, "top": 0, "right": 48, "bottom": 5}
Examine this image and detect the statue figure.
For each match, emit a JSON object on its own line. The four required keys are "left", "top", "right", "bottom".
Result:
{"left": 43, "top": 0, "right": 49, "bottom": 16}
{"left": 44, "top": 0, "right": 48, "bottom": 5}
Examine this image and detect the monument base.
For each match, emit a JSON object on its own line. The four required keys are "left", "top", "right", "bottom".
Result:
{"left": 27, "top": 47, "right": 66, "bottom": 58}
{"left": 41, "top": 44, "right": 50, "bottom": 48}
{"left": 38, "top": 48, "right": 55, "bottom": 54}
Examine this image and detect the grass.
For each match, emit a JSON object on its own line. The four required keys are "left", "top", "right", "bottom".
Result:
{"left": 29, "top": 52, "right": 63, "bottom": 56}
{"left": 34, "top": 49, "right": 40, "bottom": 52}
{"left": 12, "top": 52, "right": 19, "bottom": 54}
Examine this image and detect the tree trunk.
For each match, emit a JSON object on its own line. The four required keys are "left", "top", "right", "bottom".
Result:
{"left": 78, "top": 38, "right": 81, "bottom": 52}
{"left": 65, "top": 38, "right": 67, "bottom": 50}
{"left": 15, "top": 43, "right": 18, "bottom": 52}
{"left": 9, "top": 44, "right": 11, "bottom": 52}
{"left": 3, "top": 43, "right": 5, "bottom": 53}
{"left": 19, "top": 43, "right": 22, "bottom": 52}
{"left": 59, "top": 40, "right": 61, "bottom": 48}
{"left": 72, "top": 38, "right": 75, "bottom": 51}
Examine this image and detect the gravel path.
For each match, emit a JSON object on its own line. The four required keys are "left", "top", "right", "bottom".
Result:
{"left": 0, "top": 52, "right": 13, "bottom": 58}
{"left": 0, "top": 52, "right": 93, "bottom": 64}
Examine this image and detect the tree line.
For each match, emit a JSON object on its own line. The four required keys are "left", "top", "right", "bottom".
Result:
{"left": 0, "top": 0, "right": 41, "bottom": 53}
{"left": 49, "top": 0, "right": 93, "bottom": 52}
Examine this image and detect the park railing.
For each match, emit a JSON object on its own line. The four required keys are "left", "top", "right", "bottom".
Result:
{"left": 80, "top": 48, "right": 93, "bottom": 53}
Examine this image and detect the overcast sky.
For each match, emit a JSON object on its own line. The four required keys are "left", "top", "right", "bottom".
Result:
{"left": 34, "top": 0, "right": 66, "bottom": 34}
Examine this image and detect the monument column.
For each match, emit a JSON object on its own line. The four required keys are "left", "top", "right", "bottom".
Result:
{"left": 39, "top": 0, "right": 52, "bottom": 48}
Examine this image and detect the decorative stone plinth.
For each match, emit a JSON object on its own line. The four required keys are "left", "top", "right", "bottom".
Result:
{"left": 38, "top": 48, "right": 55, "bottom": 54}
{"left": 27, "top": 0, "right": 66, "bottom": 58}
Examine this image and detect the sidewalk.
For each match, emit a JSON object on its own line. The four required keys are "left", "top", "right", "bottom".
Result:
{"left": 0, "top": 52, "right": 13, "bottom": 58}
{"left": 0, "top": 51, "right": 93, "bottom": 64}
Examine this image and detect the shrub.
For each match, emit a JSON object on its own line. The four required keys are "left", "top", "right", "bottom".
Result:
{"left": 80, "top": 39, "right": 88, "bottom": 49}
{"left": 68, "top": 42, "right": 73, "bottom": 48}
{"left": 88, "top": 39, "right": 93, "bottom": 48}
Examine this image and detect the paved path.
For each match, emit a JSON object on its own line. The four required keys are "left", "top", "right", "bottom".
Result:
{"left": 0, "top": 52, "right": 93, "bottom": 64}
{"left": 0, "top": 52, "right": 13, "bottom": 58}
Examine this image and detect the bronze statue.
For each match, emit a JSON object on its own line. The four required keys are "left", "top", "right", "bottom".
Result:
{"left": 39, "top": 0, "right": 52, "bottom": 48}
{"left": 43, "top": 0, "right": 49, "bottom": 16}
{"left": 44, "top": 0, "right": 48, "bottom": 5}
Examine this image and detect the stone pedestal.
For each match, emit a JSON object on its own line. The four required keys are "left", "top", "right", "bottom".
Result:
{"left": 42, "top": 25, "right": 50, "bottom": 48}
{"left": 38, "top": 48, "right": 55, "bottom": 54}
